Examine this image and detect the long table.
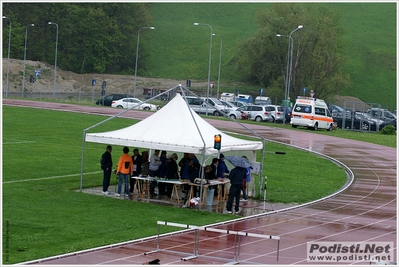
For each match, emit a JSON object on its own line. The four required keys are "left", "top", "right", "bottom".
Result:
{"left": 131, "top": 176, "right": 187, "bottom": 205}
{"left": 187, "top": 178, "right": 230, "bottom": 206}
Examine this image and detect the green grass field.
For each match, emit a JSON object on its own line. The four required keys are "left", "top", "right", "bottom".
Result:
{"left": 2, "top": 105, "right": 353, "bottom": 264}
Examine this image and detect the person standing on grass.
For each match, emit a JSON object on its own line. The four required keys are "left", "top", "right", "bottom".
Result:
{"left": 116, "top": 146, "right": 134, "bottom": 198}
{"left": 101, "top": 145, "right": 113, "bottom": 195}
{"left": 224, "top": 165, "right": 246, "bottom": 214}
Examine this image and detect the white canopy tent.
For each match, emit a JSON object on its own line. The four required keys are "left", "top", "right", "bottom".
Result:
{"left": 85, "top": 93, "right": 263, "bottom": 154}
{"left": 80, "top": 86, "right": 266, "bottom": 200}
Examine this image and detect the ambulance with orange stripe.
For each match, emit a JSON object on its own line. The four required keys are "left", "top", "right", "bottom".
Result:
{"left": 290, "top": 96, "right": 334, "bottom": 131}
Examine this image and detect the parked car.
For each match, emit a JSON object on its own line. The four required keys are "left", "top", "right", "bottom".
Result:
{"left": 219, "top": 100, "right": 238, "bottom": 110}
{"left": 356, "top": 112, "right": 387, "bottom": 130}
{"left": 265, "top": 105, "right": 285, "bottom": 123}
{"left": 229, "top": 101, "right": 250, "bottom": 108}
{"left": 219, "top": 100, "right": 242, "bottom": 119}
{"left": 334, "top": 113, "right": 378, "bottom": 131}
{"left": 96, "top": 94, "right": 133, "bottom": 106}
{"left": 367, "top": 108, "right": 397, "bottom": 130}
{"left": 111, "top": 98, "right": 160, "bottom": 111}
{"left": 237, "top": 105, "right": 272, "bottom": 122}
{"left": 328, "top": 104, "right": 352, "bottom": 118}
{"left": 184, "top": 96, "right": 225, "bottom": 116}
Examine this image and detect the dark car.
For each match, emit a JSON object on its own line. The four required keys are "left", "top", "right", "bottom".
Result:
{"left": 96, "top": 94, "right": 133, "bottom": 106}
{"left": 334, "top": 113, "right": 378, "bottom": 131}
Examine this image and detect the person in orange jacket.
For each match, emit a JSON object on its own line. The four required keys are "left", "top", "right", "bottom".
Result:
{"left": 116, "top": 146, "right": 134, "bottom": 198}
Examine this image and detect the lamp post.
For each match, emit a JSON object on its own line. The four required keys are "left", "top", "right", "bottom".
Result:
{"left": 216, "top": 35, "right": 222, "bottom": 99}
{"left": 48, "top": 22, "right": 58, "bottom": 98}
{"left": 287, "top": 25, "right": 303, "bottom": 101}
{"left": 194, "top": 22, "right": 213, "bottom": 116}
{"left": 2, "top": 16, "right": 11, "bottom": 98}
{"left": 133, "top": 26, "right": 155, "bottom": 98}
{"left": 22, "top": 23, "right": 34, "bottom": 98}
{"left": 276, "top": 25, "right": 303, "bottom": 123}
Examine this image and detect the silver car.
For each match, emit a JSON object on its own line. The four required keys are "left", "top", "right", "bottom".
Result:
{"left": 237, "top": 105, "right": 272, "bottom": 122}
{"left": 265, "top": 105, "right": 285, "bottom": 123}
{"left": 218, "top": 100, "right": 241, "bottom": 119}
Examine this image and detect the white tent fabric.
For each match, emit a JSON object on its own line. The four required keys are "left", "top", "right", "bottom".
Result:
{"left": 85, "top": 94, "right": 263, "bottom": 155}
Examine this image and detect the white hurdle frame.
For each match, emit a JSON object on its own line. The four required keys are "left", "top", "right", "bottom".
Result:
{"left": 144, "top": 221, "right": 280, "bottom": 264}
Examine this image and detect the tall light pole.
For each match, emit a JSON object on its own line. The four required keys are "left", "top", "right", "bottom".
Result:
{"left": 48, "top": 22, "right": 58, "bottom": 98}
{"left": 216, "top": 35, "right": 222, "bottom": 99}
{"left": 194, "top": 22, "right": 212, "bottom": 116}
{"left": 2, "top": 16, "right": 11, "bottom": 98}
{"left": 22, "top": 23, "right": 34, "bottom": 98}
{"left": 287, "top": 25, "right": 303, "bottom": 101}
{"left": 133, "top": 26, "right": 155, "bottom": 98}
{"left": 277, "top": 25, "right": 303, "bottom": 123}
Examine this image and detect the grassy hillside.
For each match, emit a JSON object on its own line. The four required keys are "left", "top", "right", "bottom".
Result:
{"left": 144, "top": 3, "right": 396, "bottom": 109}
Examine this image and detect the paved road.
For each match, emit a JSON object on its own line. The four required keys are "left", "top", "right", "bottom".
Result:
{"left": 4, "top": 99, "right": 396, "bottom": 265}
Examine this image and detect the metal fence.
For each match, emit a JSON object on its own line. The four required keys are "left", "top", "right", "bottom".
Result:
{"left": 333, "top": 101, "right": 388, "bottom": 132}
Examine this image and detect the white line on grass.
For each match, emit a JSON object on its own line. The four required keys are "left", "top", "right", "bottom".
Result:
{"left": 3, "top": 171, "right": 102, "bottom": 184}
{"left": 3, "top": 140, "right": 36, "bottom": 145}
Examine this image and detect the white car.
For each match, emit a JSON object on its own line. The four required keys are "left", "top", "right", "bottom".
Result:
{"left": 111, "top": 98, "right": 159, "bottom": 111}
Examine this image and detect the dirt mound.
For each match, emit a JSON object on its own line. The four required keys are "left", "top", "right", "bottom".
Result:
{"left": 2, "top": 59, "right": 208, "bottom": 95}
{"left": 333, "top": 95, "right": 370, "bottom": 110}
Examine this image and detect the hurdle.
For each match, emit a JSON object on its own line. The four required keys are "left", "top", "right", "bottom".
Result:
{"left": 144, "top": 221, "right": 280, "bottom": 264}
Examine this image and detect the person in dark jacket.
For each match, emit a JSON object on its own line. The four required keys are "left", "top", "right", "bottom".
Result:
{"left": 157, "top": 150, "right": 168, "bottom": 195}
{"left": 224, "top": 166, "right": 247, "bottom": 214}
{"left": 166, "top": 153, "right": 179, "bottom": 197}
{"left": 130, "top": 148, "right": 143, "bottom": 194}
{"left": 101, "top": 145, "right": 113, "bottom": 195}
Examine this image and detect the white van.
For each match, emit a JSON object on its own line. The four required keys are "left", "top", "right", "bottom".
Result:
{"left": 290, "top": 96, "right": 334, "bottom": 131}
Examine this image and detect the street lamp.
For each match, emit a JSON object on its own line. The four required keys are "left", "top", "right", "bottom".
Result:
{"left": 277, "top": 25, "right": 303, "bottom": 123}
{"left": 287, "top": 25, "right": 303, "bottom": 101}
{"left": 2, "top": 16, "right": 11, "bottom": 98}
{"left": 216, "top": 35, "right": 222, "bottom": 99}
{"left": 133, "top": 26, "right": 155, "bottom": 98}
{"left": 194, "top": 22, "right": 213, "bottom": 116}
{"left": 22, "top": 23, "right": 34, "bottom": 98}
{"left": 48, "top": 22, "right": 58, "bottom": 98}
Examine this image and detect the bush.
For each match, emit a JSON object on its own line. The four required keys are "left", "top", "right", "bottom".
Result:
{"left": 380, "top": 125, "right": 396, "bottom": 135}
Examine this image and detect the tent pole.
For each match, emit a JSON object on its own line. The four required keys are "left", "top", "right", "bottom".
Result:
{"left": 80, "top": 130, "right": 87, "bottom": 192}
{"left": 259, "top": 140, "right": 266, "bottom": 199}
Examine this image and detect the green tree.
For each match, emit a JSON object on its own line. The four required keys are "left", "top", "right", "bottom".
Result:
{"left": 236, "top": 3, "right": 351, "bottom": 101}
{"left": 2, "top": 3, "right": 152, "bottom": 74}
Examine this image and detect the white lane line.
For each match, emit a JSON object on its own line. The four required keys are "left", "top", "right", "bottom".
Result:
{"left": 3, "top": 171, "right": 102, "bottom": 184}
{"left": 3, "top": 141, "right": 36, "bottom": 144}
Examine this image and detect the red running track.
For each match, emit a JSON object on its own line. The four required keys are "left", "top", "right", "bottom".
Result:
{"left": 4, "top": 99, "right": 396, "bottom": 265}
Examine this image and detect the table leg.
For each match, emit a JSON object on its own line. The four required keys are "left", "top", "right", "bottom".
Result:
{"left": 132, "top": 179, "right": 142, "bottom": 200}
{"left": 171, "top": 184, "right": 180, "bottom": 204}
